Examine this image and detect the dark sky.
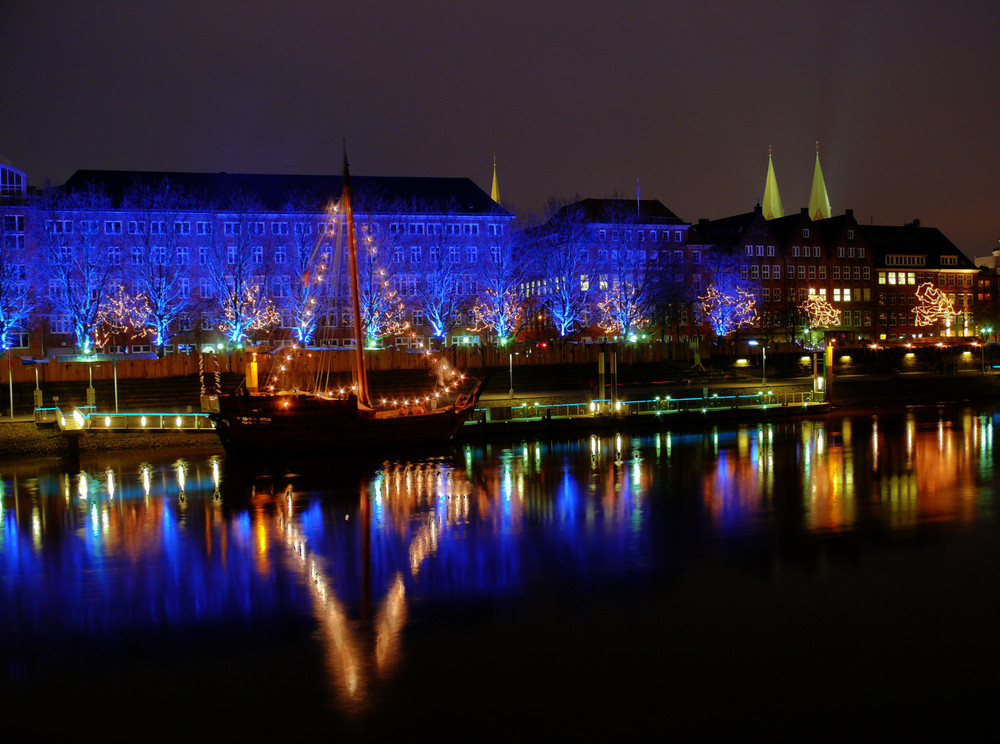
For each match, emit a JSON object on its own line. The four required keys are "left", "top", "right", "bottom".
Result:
{"left": 2, "top": 1, "right": 998, "bottom": 257}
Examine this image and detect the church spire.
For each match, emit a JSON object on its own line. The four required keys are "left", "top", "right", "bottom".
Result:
{"left": 490, "top": 155, "right": 501, "bottom": 204}
{"left": 808, "top": 142, "right": 831, "bottom": 220}
{"left": 761, "top": 145, "right": 783, "bottom": 220}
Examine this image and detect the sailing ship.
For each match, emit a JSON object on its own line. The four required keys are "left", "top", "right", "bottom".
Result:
{"left": 206, "top": 151, "right": 486, "bottom": 456}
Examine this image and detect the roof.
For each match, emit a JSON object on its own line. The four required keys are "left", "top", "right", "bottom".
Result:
{"left": 860, "top": 224, "right": 976, "bottom": 269}
{"left": 551, "top": 198, "right": 685, "bottom": 225}
{"left": 59, "top": 169, "right": 510, "bottom": 216}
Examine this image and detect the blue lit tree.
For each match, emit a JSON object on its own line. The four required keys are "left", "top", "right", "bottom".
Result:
{"left": 410, "top": 211, "right": 472, "bottom": 343}
{"left": 31, "top": 185, "right": 118, "bottom": 353}
{"left": 0, "top": 216, "right": 34, "bottom": 351}
{"left": 532, "top": 202, "right": 599, "bottom": 338}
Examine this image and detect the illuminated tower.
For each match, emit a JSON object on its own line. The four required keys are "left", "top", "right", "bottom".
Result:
{"left": 490, "top": 155, "right": 501, "bottom": 205}
{"left": 808, "top": 142, "right": 831, "bottom": 220}
{"left": 761, "top": 146, "right": 783, "bottom": 220}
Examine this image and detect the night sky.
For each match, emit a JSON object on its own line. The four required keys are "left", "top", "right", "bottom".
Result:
{"left": 2, "top": 1, "right": 998, "bottom": 257}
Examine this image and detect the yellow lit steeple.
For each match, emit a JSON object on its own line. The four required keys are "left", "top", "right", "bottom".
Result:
{"left": 761, "top": 146, "right": 783, "bottom": 220}
{"left": 490, "top": 155, "right": 501, "bottom": 205}
{"left": 808, "top": 142, "right": 831, "bottom": 220}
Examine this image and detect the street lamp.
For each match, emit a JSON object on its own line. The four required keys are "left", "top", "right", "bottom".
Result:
{"left": 749, "top": 339, "right": 766, "bottom": 384}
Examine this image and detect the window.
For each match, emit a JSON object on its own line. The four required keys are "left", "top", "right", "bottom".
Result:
{"left": 179, "top": 277, "right": 190, "bottom": 299}
{"left": 848, "top": 247, "right": 855, "bottom": 258}
{"left": 863, "top": 267, "right": 870, "bottom": 280}
{"left": 174, "top": 221, "right": 191, "bottom": 235}
{"left": 692, "top": 251, "right": 701, "bottom": 264}
{"left": 409, "top": 223, "right": 424, "bottom": 235}
{"left": 750, "top": 265, "right": 759, "bottom": 279}
{"left": 833, "top": 267, "right": 840, "bottom": 280}
{"left": 132, "top": 247, "right": 143, "bottom": 265}
{"left": 200, "top": 279, "right": 212, "bottom": 298}
{"left": 798, "top": 266, "right": 806, "bottom": 280}
{"left": 803, "top": 228, "right": 810, "bottom": 238}
{"left": 858, "top": 247, "right": 865, "bottom": 258}
{"left": 227, "top": 246, "right": 237, "bottom": 265}
{"left": 773, "top": 265, "right": 780, "bottom": 280}
{"left": 767, "top": 246, "right": 775, "bottom": 257}
{"left": 428, "top": 223, "right": 442, "bottom": 236}
{"left": 80, "top": 220, "right": 100, "bottom": 234}
{"left": 51, "top": 315, "right": 71, "bottom": 334}
{"left": 847, "top": 229, "right": 855, "bottom": 239}
{"left": 465, "top": 246, "right": 478, "bottom": 263}
{"left": 803, "top": 246, "right": 811, "bottom": 258}
{"left": 853, "top": 267, "right": 861, "bottom": 281}
{"left": 105, "top": 220, "right": 122, "bottom": 234}
{"left": 674, "top": 231, "right": 682, "bottom": 242}
{"left": 253, "top": 246, "right": 263, "bottom": 264}
{"left": 274, "top": 246, "right": 286, "bottom": 264}
{"left": 153, "top": 246, "right": 167, "bottom": 264}
{"left": 175, "top": 245, "right": 189, "bottom": 264}
{"left": 224, "top": 222, "right": 240, "bottom": 236}
{"left": 599, "top": 229, "right": 606, "bottom": 240}
{"left": 150, "top": 221, "right": 167, "bottom": 235}
{"left": 756, "top": 245, "right": 764, "bottom": 256}
{"left": 449, "top": 246, "right": 460, "bottom": 262}
{"left": 2, "top": 215, "right": 24, "bottom": 232}
{"left": 294, "top": 222, "right": 311, "bottom": 236}
{"left": 808, "top": 266, "right": 816, "bottom": 280}
{"left": 46, "top": 219, "right": 72, "bottom": 234}
{"left": 251, "top": 222, "right": 265, "bottom": 236}
{"left": 271, "top": 221, "right": 288, "bottom": 236}
{"left": 199, "top": 246, "right": 210, "bottom": 265}
{"left": 612, "top": 230, "right": 620, "bottom": 241}
{"left": 463, "top": 224, "right": 479, "bottom": 236}
{"left": 793, "top": 246, "right": 800, "bottom": 257}
{"left": 941, "top": 255, "right": 959, "bottom": 266}
{"left": 197, "top": 221, "right": 213, "bottom": 235}
{"left": 745, "top": 245, "right": 753, "bottom": 256}
{"left": 819, "top": 266, "right": 826, "bottom": 279}
{"left": 410, "top": 246, "right": 421, "bottom": 263}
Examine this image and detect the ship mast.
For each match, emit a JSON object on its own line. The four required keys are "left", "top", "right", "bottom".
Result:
{"left": 342, "top": 147, "right": 371, "bottom": 408}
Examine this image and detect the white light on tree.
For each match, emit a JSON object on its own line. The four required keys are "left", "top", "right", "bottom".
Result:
{"left": 912, "top": 282, "right": 957, "bottom": 326}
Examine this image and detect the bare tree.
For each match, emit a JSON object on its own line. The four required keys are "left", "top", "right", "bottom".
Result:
{"left": 31, "top": 185, "right": 118, "bottom": 353}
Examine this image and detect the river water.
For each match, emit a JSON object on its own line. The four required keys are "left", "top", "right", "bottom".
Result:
{"left": 2, "top": 407, "right": 998, "bottom": 739}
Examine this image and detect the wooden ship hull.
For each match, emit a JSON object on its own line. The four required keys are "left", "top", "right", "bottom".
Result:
{"left": 209, "top": 379, "right": 485, "bottom": 457}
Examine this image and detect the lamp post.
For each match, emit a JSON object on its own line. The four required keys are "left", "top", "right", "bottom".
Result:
{"left": 749, "top": 339, "right": 765, "bottom": 384}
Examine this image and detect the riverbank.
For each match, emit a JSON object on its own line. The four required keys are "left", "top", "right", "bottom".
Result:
{"left": 0, "top": 421, "right": 219, "bottom": 458}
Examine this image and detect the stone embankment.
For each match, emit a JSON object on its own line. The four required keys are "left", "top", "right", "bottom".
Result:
{"left": 0, "top": 421, "right": 218, "bottom": 458}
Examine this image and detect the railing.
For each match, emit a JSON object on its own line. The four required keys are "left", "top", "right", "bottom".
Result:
{"left": 473, "top": 389, "right": 824, "bottom": 424}
{"left": 35, "top": 405, "right": 214, "bottom": 432}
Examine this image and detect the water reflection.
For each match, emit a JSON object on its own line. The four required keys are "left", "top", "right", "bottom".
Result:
{"left": 1, "top": 407, "right": 997, "bottom": 730}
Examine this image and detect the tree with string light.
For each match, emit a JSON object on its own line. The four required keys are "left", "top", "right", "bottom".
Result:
{"left": 355, "top": 221, "right": 409, "bottom": 346}
{"left": 200, "top": 193, "right": 280, "bottom": 345}
{"left": 697, "top": 251, "right": 760, "bottom": 337}
{"left": 799, "top": 292, "right": 840, "bottom": 348}
{"left": 277, "top": 196, "right": 340, "bottom": 346}
{"left": 470, "top": 229, "right": 534, "bottom": 343}
{"left": 120, "top": 178, "right": 196, "bottom": 354}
